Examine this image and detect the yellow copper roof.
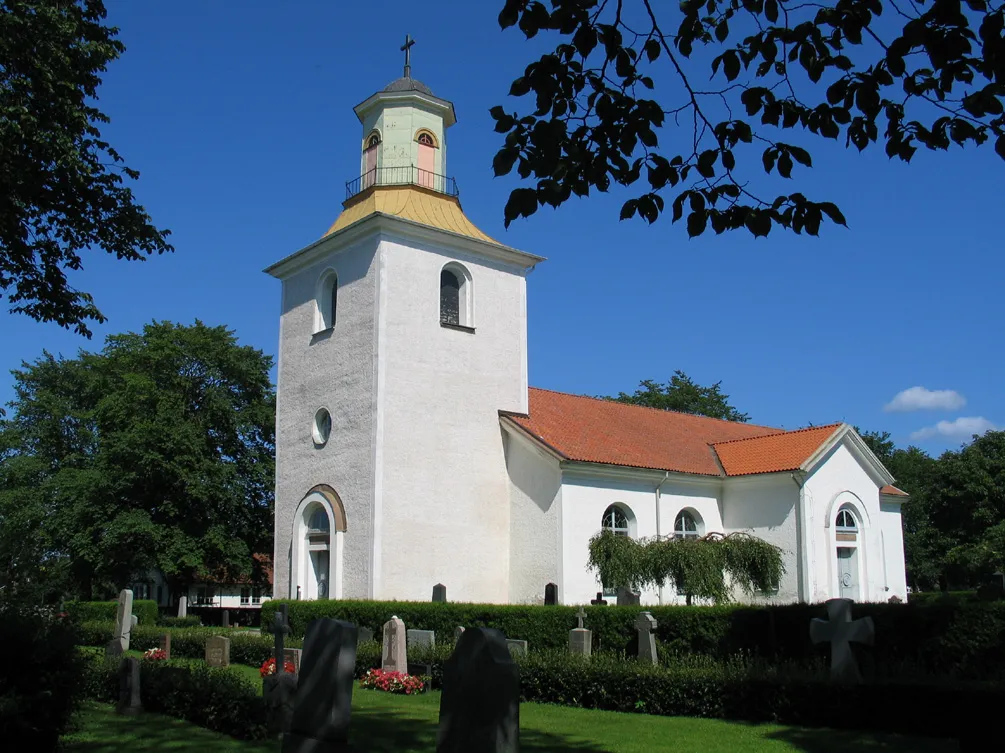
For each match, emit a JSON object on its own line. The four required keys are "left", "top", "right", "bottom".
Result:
{"left": 324, "top": 185, "right": 502, "bottom": 246}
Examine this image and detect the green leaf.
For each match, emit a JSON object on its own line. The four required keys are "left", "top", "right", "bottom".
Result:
{"left": 687, "top": 210, "right": 708, "bottom": 238}
{"left": 644, "top": 38, "right": 661, "bottom": 62}
{"left": 997, "top": 135, "right": 1005, "bottom": 162}
{"left": 789, "top": 146, "right": 812, "bottom": 167}
{"left": 819, "top": 202, "right": 847, "bottom": 226}
{"left": 777, "top": 152, "right": 793, "bottom": 178}
{"left": 620, "top": 200, "right": 638, "bottom": 220}
{"left": 697, "top": 150, "right": 717, "bottom": 178}
{"left": 765, "top": 0, "right": 779, "bottom": 22}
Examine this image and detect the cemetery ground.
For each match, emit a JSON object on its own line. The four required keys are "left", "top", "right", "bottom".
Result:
{"left": 63, "top": 651, "right": 956, "bottom": 753}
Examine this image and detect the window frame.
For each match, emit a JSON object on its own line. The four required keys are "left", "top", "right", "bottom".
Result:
{"left": 673, "top": 510, "right": 701, "bottom": 540}
{"left": 314, "top": 269, "right": 338, "bottom": 334}
{"left": 240, "top": 587, "right": 250, "bottom": 605}
{"left": 601, "top": 504, "right": 632, "bottom": 597}
{"left": 439, "top": 262, "right": 474, "bottom": 331}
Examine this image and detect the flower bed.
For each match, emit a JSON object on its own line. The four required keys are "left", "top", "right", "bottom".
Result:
{"left": 359, "top": 668, "right": 425, "bottom": 695}
{"left": 143, "top": 648, "right": 167, "bottom": 661}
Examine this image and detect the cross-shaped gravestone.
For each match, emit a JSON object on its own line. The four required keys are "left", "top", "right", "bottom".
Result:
{"left": 590, "top": 592, "right": 608, "bottom": 606}
{"left": 810, "top": 598, "right": 874, "bottom": 683}
{"left": 635, "top": 611, "right": 658, "bottom": 665}
{"left": 269, "top": 606, "right": 291, "bottom": 675}
{"left": 575, "top": 607, "right": 587, "bottom": 630}
{"left": 569, "top": 607, "right": 591, "bottom": 657}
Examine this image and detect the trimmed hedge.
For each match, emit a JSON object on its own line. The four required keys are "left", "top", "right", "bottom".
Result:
{"left": 82, "top": 653, "right": 268, "bottom": 740}
{"left": 262, "top": 598, "right": 1005, "bottom": 679}
{"left": 158, "top": 615, "right": 202, "bottom": 628}
{"left": 76, "top": 622, "right": 303, "bottom": 667}
{"left": 66, "top": 599, "right": 159, "bottom": 626}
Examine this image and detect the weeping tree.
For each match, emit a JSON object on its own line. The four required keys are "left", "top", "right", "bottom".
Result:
{"left": 588, "top": 529, "right": 784, "bottom": 603}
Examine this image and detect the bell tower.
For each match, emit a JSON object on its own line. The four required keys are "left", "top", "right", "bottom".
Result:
{"left": 355, "top": 35, "right": 455, "bottom": 191}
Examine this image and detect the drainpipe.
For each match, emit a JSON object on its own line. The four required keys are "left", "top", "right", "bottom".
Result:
{"left": 655, "top": 471, "right": 670, "bottom": 604}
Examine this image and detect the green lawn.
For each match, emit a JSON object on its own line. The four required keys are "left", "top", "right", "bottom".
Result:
{"left": 63, "top": 690, "right": 959, "bottom": 753}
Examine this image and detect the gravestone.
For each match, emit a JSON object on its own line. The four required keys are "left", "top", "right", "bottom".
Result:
{"left": 222, "top": 609, "right": 230, "bottom": 628}
{"left": 113, "top": 589, "right": 134, "bottom": 652}
{"left": 454, "top": 626, "right": 465, "bottom": 641}
{"left": 407, "top": 629, "right": 436, "bottom": 652}
{"left": 635, "top": 611, "right": 658, "bottom": 665}
{"left": 432, "top": 583, "right": 447, "bottom": 602}
{"left": 284, "top": 648, "right": 303, "bottom": 674}
{"left": 116, "top": 657, "right": 142, "bottom": 716}
{"left": 617, "top": 587, "right": 640, "bottom": 606}
{"left": 264, "top": 605, "right": 297, "bottom": 737}
{"left": 281, "top": 619, "right": 358, "bottom": 753}
{"left": 358, "top": 626, "right": 374, "bottom": 644}
{"left": 569, "top": 607, "right": 591, "bottom": 657}
{"left": 590, "top": 592, "right": 608, "bottom": 606}
{"left": 160, "top": 633, "right": 171, "bottom": 660}
{"left": 437, "top": 627, "right": 519, "bottom": 753}
{"left": 382, "top": 616, "right": 407, "bottom": 673}
{"left": 544, "top": 583, "right": 558, "bottom": 605}
{"left": 810, "top": 598, "right": 874, "bottom": 683}
{"left": 505, "top": 639, "right": 528, "bottom": 658}
{"left": 177, "top": 594, "right": 187, "bottom": 618}
{"left": 205, "top": 635, "right": 231, "bottom": 667}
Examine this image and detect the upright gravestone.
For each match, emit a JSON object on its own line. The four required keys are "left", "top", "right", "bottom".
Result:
{"left": 635, "top": 611, "right": 658, "bottom": 665}
{"left": 569, "top": 607, "right": 591, "bottom": 657}
{"left": 282, "top": 619, "right": 358, "bottom": 753}
{"left": 205, "top": 635, "right": 231, "bottom": 667}
{"left": 105, "top": 589, "right": 134, "bottom": 658}
{"left": 617, "top": 587, "right": 641, "bottom": 607}
{"left": 407, "top": 629, "right": 436, "bottom": 652}
{"left": 358, "top": 626, "right": 374, "bottom": 644}
{"left": 160, "top": 633, "right": 171, "bottom": 660}
{"left": 432, "top": 583, "right": 447, "bottom": 602}
{"left": 284, "top": 648, "right": 303, "bottom": 674}
{"left": 117, "top": 657, "right": 142, "bottom": 715}
{"left": 437, "top": 628, "right": 519, "bottom": 753}
{"left": 177, "top": 594, "right": 187, "bottom": 619}
{"left": 408, "top": 629, "right": 436, "bottom": 679}
{"left": 544, "top": 583, "right": 558, "bottom": 605}
{"left": 264, "top": 606, "right": 297, "bottom": 737}
{"left": 222, "top": 609, "right": 230, "bottom": 628}
{"left": 454, "top": 626, "right": 465, "bottom": 642}
{"left": 810, "top": 598, "right": 874, "bottom": 684}
{"left": 382, "top": 616, "right": 407, "bottom": 673}
{"left": 505, "top": 639, "right": 528, "bottom": 658}
{"left": 590, "top": 592, "right": 608, "bottom": 606}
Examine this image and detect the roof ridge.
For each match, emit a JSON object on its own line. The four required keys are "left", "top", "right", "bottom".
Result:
{"left": 712, "top": 422, "right": 843, "bottom": 448}
{"left": 527, "top": 386, "right": 782, "bottom": 432}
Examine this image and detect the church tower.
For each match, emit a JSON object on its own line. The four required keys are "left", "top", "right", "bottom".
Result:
{"left": 266, "top": 52, "right": 544, "bottom": 604}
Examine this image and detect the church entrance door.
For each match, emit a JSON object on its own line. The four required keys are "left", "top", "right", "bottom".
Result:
{"left": 836, "top": 547, "right": 859, "bottom": 601}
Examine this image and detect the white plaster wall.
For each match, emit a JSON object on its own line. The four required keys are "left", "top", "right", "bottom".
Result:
{"left": 803, "top": 440, "right": 904, "bottom": 602}
{"left": 184, "top": 586, "right": 273, "bottom": 610}
{"left": 272, "top": 235, "right": 380, "bottom": 600}
{"left": 559, "top": 472, "right": 661, "bottom": 606}
{"left": 375, "top": 234, "right": 530, "bottom": 603}
{"left": 504, "top": 429, "right": 562, "bottom": 604}
{"left": 879, "top": 501, "right": 909, "bottom": 601}
{"left": 656, "top": 479, "right": 725, "bottom": 605}
{"left": 721, "top": 475, "right": 801, "bottom": 604}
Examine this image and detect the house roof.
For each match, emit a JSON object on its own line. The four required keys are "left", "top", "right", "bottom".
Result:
{"left": 504, "top": 388, "right": 853, "bottom": 479}
{"left": 324, "top": 185, "right": 503, "bottom": 247}
{"left": 880, "top": 485, "right": 909, "bottom": 497}
{"left": 713, "top": 424, "right": 842, "bottom": 476}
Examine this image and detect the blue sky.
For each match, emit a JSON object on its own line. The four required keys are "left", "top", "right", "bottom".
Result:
{"left": 2, "top": 1, "right": 1001, "bottom": 455}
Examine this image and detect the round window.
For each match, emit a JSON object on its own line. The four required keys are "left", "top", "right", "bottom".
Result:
{"left": 313, "top": 408, "right": 332, "bottom": 447}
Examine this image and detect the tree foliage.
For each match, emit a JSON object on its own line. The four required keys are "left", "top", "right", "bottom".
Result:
{"left": 0, "top": 321, "right": 274, "bottom": 600}
{"left": 608, "top": 371, "right": 750, "bottom": 421}
{"left": 492, "top": 0, "right": 1005, "bottom": 236}
{"left": 0, "top": 0, "right": 172, "bottom": 336}
{"left": 587, "top": 528, "right": 784, "bottom": 602}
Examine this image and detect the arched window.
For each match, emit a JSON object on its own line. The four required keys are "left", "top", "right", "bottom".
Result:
{"left": 363, "top": 131, "right": 381, "bottom": 188}
{"left": 417, "top": 132, "right": 435, "bottom": 146}
{"left": 366, "top": 132, "right": 381, "bottom": 149}
{"left": 307, "top": 507, "right": 330, "bottom": 534}
{"left": 313, "top": 407, "right": 332, "bottom": 447}
{"left": 440, "top": 263, "right": 473, "bottom": 329}
{"left": 674, "top": 510, "right": 700, "bottom": 540}
{"left": 315, "top": 270, "right": 338, "bottom": 333}
{"left": 836, "top": 507, "right": 857, "bottom": 531}
{"left": 602, "top": 505, "right": 630, "bottom": 536}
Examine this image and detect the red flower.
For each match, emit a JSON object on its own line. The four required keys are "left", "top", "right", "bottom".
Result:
{"left": 260, "top": 657, "right": 297, "bottom": 677}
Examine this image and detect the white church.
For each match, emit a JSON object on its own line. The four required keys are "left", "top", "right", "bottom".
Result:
{"left": 266, "top": 67, "right": 909, "bottom": 608}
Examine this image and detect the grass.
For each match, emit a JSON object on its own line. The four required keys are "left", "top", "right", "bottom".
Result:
{"left": 62, "top": 687, "right": 959, "bottom": 753}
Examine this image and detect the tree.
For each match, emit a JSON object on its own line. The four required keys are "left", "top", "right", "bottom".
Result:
{"left": 0, "top": 321, "right": 274, "bottom": 600}
{"left": 0, "top": 0, "right": 172, "bottom": 336}
{"left": 492, "top": 1, "right": 1005, "bottom": 237}
{"left": 608, "top": 371, "right": 750, "bottom": 421}
{"left": 587, "top": 528, "right": 784, "bottom": 603}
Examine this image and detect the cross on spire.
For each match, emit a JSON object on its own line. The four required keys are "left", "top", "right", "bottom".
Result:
{"left": 401, "top": 34, "right": 416, "bottom": 78}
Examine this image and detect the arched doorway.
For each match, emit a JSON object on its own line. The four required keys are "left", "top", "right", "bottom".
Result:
{"left": 834, "top": 504, "right": 861, "bottom": 601}
{"left": 291, "top": 485, "right": 347, "bottom": 601}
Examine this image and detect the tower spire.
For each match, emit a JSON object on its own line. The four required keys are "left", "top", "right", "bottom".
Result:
{"left": 401, "top": 34, "right": 415, "bottom": 78}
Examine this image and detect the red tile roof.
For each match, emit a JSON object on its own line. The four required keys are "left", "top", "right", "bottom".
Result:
{"left": 880, "top": 485, "right": 909, "bottom": 497}
{"left": 505, "top": 388, "right": 848, "bottom": 478}
{"left": 508, "top": 388, "right": 785, "bottom": 475}
{"left": 713, "top": 424, "right": 842, "bottom": 476}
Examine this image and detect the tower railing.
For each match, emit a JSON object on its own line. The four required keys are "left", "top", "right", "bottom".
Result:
{"left": 345, "top": 166, "right": 459, "bottom": 200}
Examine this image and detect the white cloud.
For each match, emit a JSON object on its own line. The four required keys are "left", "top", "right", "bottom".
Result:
{"left": 884, "top": 386, "right": 966, "bottom": 413}
{"left": 909, "top": 417, "right": 997, "bottom": 441}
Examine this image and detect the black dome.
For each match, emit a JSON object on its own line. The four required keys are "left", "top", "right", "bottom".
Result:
{"left": 383, "top": 76, "right": 434, "bottom": 96}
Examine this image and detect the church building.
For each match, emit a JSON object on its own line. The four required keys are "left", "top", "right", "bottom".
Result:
{"left": 266, "top": 65, "right": 909, "bottom": 607}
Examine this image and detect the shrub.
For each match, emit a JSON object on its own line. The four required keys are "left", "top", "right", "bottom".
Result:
{"left": 158, "top": 615, "right": 202, "bottom": 628}
{"left": 66, "top": 599, "right": 159, "bottom": 626}
{"left": 359, "top": 668, "right": 425, "bottom": 694}
{"left": 0, "top": 605, "right": 88, "bottom": 749}
{"left": 262, "top": 597, "right": 1005, "bottom": 679}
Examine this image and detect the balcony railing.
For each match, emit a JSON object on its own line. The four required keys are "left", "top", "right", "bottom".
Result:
{"left": 346, "top": 166, "right": 459, "bottom": 200}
